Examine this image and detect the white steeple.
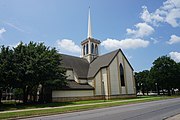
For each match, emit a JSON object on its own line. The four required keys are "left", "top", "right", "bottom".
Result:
{"left": 87, "top": 7, "right": 92, "bottom": 38}
{"left": 81, "top": 7, "right": 100, "bottom": 62}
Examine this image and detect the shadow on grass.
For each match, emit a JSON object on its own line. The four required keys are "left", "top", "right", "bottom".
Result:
{"left": 0, "top": 102, "right": 74, "bottom": 111}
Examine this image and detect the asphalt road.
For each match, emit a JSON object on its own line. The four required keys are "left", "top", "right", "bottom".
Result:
{"left": 24, "top": 98, "right": 180, "bottom": 120}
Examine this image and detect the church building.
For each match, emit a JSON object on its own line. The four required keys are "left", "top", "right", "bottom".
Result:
{"left": 52, "top": 9, "right": 136, "bottom": 102}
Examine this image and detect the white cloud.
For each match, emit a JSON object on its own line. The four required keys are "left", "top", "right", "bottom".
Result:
{"left": 163, "top": 0, "right": 180, "bottom": 10}
{"left": 3, "top": 21, "right": 26, "bottom": 33}
{"left": 126, "top": 22, "right": 154, "bottom": 38}
{"left": 140, "top": 0, "right": 180, "bottom": 27}
{"left": 0, "top": 28, "right": 6, "bottom": 39}
{"left": 140, "top": 6, "right": 152, "bottom": 23}
{"left": 140, "top": 6, "right": 164, "bottom": 26}
{"left": 169, "top": 51, "right": 180, "bottom": 62}
{"left": 172, "top": 0, "right": 180, "bottom": 7}
{"left": 150, "top": 37, "right": 159, "bottom": 44}
{"left": 9, "top": 42, "right": 21, "bottom": 48}
{"left": 126, "top": 54, "right": 133, "bottom": 60}
{"left": 101, "top": 38, "right": 150, "bottom": 50}
{"left": 57, "top": 39, "right": 81, "bottom": 54}
{"left": 166, "top": 8, "right": 180, "bottom": 27}
{"left": 167, "top": 35, "right": 180, "bottom": 44}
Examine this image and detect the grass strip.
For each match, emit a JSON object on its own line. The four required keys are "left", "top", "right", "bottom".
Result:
{"left": 0, "top": 96, "right": 179, "bottom": 119}
{"left": 0, "top": 96, "right": 149, "bottom": 111}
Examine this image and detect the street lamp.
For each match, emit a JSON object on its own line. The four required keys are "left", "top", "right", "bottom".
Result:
{"left": 141, "top": 83, "right": 143, "bottom": 95}
{"left": 102, "top": 81, "right": 105, "bottom": 102}
{"left": 155, "top": 83, "right": 158, "bottom": 96}
{"left": 137, "top": 83, "right": 140, "bottom": 95}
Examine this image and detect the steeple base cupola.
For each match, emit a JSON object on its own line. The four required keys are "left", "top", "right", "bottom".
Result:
{"left": 81, "top": 38, "right": 100, "bottom": 63}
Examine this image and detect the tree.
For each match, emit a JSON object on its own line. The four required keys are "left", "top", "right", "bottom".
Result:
{"left": 13, "top": 88, "right": 23, "bottom": 102}
{"left": 150, "top": 56, "right": 178, "bottom": 96}
{"left": 0, "top": 42, "right": 66, "bottom": 103}
{"left": 13, "top": 42, "right": 66, "bottom": 103}
{"left": 135, "top": 70, "right": 154, "bottom": 95}
{"left": 13, "top": 42, "right": 29, "bottom": 103}
{"left": 174, "top": 62, "right": 180, "bottom": 91}
{"left": 0, "top": 46, "right": 16, "bottom": 103}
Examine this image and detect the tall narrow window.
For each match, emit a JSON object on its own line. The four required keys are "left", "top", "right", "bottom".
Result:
{"left": 95, "top": 44, "right": 98, "bottom": 54}
{"left": 120, "top": 63, "right": 125, "bottom": 86}
{"left": 83, "top": 45, "right": 85, "bottom": 55}
{"left": 91, "top": 43, "right": 94, "bottom": 54}
{"left": 86, "top": 44, "right": 88, "bottom": 54}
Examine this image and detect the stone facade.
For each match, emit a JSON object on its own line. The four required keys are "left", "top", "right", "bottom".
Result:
{"left": 52, "top": 94, "right": 136, "bottom": 102}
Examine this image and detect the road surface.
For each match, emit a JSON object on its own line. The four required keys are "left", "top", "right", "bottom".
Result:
{"left": 23, "top": 98, "right": 180, "bottom": 120}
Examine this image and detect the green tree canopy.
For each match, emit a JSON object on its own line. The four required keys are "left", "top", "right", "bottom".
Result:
{"left": 150, "top": 56, "right": 178, "bottom": 95}
{"left": 0, "top": 46, "right": 16, "bottom": 103}
{"left": 135, "top": 70, "right": 154, "bottom": 95}
{"left": 0, "top": 42, "right": 66, "bottom": 103}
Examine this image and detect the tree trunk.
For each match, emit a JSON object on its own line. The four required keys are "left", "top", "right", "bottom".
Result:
{"left": 38, "top": 85, "right": 44, "bottom": 103}
{"left": 0, "top": 89, "right": 2, "bottom": 103}
{"left": 157, "top": 85, "right": 160, "bottom": 95}
{"left": 157, "top": 91, "right": 160, "bottom": 95}
{"left": 23, "top": 87, "right": 28, "bottom": 103}
{"left": 33, "top": 93, "right": 37, "bottom": 103}
{"left": 171, "top": 89, "right": 173, "bottom": 95}
{"left": 44, "top": 87, "right": 52, "bottom": 103}
{"left": 146, "top": 90, "right": 149, "bottom": 96}
{"left": 29, "top": 94, "right": 32, "bottom": 102}
{"left": 168, "top": 87, "right": 171, "bottom": 96}
{"left": 162, "top": 86, "right": 165, "bottom": 95}
{"left": 142, "top": 86, "right": 145, "bottom": 95}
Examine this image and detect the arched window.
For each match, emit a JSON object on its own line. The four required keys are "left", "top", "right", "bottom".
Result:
{"left": 95, "top": 44, "right": 98, "bottom": 54}
{"left": 83, "top": 45, "right": 85, "bottom": 55}
{"left": 91, "top": 43, "right": 94, "bottom": 54}
{"left": 120, "top": 63, "right": 125, "bottom": 86}
{"left": 86, "top": 44, "right": 88, "bottom": 54}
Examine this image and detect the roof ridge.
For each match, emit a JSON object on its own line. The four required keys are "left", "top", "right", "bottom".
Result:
{"left": 61, "top": 54, "right": 88, "bottom": 61}
{"left": 93, "top": 49, "right": 120, "bottom": 61}
{"left": 88, "top": 49, "right": 120, "bottom": 78}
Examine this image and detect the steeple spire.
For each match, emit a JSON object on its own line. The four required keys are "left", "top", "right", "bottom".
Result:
{"left": 87, "top": 7, "right": 92, "bottom": 38}
{"left": 81, "top": 7, "right": 101, "bottom": 62}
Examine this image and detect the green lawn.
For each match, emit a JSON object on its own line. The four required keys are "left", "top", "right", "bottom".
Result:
{"left": 0, "top": 95, "right": 179, "bottom": 120}
{"left": 0, "top": 97, "right": 141, "bottom": 111}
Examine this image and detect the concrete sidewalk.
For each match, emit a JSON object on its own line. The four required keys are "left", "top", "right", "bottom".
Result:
{"left": 0, "top": 97, "right": 156, "bottom": 114}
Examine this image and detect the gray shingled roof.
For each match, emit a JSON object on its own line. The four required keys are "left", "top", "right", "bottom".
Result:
{"left": 87, "top": 49, "right": 119, "bottom": 78}
{"left": 61, "top": 54, "right": 89, "bottom": 79}
{"left": 60, "top": 49, "right": 133, "bottom": 79}
{"left": 60, "top": 80, "right": 94, "bottom": 90}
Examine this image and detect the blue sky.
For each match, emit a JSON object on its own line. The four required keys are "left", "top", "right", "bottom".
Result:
{"left": 0, "top": 0, "right": 180, "bottom": 72}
